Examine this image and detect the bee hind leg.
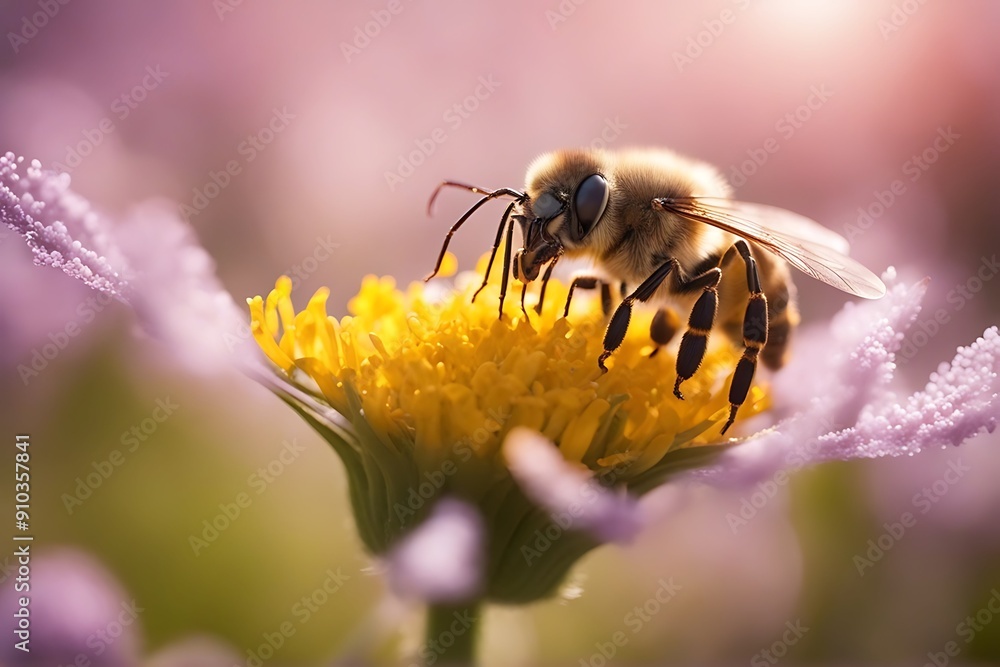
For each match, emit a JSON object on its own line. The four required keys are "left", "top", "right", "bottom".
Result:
{"left": 719, "top": 240, "right": 768, "bottom": 435}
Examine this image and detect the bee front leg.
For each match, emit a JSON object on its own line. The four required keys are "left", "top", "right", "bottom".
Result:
{"left": 719, "top": 240, "right": 768, "bottom": 435}
{"left": 598, "top": 260, "right": 678, "bottom": 372}
{"left": 533, "top": 255, "right": 560, "bottom": 315}
{"left": 473, "top": 201, "right": 519, "bottom": 304}
{"left": 496, "top": 212, "right": 516, "bottom": 320}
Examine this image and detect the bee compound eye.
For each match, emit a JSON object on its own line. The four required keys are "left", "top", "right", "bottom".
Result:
{"left": 573, "top": 174, "right": 609, "bottom": 239}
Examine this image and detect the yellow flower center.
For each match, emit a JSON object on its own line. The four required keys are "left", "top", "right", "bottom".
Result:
{"left": 247, "top": 255, "right": 767, "bottom": 481}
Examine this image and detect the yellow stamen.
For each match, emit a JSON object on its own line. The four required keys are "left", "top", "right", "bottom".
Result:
{"left": 247, "top": 260, "right": 768, "bottom": 482}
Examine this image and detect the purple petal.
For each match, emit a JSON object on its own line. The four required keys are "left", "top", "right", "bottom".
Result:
{"left": 0, "top": 549, "right": 142, "bottom": 667}
{"left": 1, "top": 153, "right": 260, "bottom": 374}
{"left": 113, "top": 199, "right": 259, "bottom": 373}
{"left": 697, "top": 273, "right": 999, "bottom": 487}
{"left": 386, "top": 498, "right": 484, "bottom": 603}
{"left": 815, "top": 326, "right": 999, "bottom": 460}
{"left": 504, "top": 427, "right": 643, "bottom": 544}
{"left": 771, "top": 268, "right": 926, "bottom": 425}
{"left": 0, "top": 152, "right": 128, "bottom": 300}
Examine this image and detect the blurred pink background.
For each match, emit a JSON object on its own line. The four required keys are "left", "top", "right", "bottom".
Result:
{"left": 2, "top": 1, "right": 1000, "bottom": 664}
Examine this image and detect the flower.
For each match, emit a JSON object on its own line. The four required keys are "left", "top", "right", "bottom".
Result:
{"left": 247, "top": 262, "right": 765, "bottom": 603}
{"left": 246, "top": 255, "right": 1000, "bottom": 615}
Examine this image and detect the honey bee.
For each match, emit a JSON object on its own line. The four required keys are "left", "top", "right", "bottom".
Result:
{"left": 426, "top": 148, "right": 885, "bottom": 434}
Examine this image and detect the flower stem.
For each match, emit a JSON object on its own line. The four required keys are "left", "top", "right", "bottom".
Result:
{"left": 423, "top": 601, "right": 482, "bottom": 666}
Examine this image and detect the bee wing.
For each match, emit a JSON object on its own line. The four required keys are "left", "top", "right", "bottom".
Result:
{"left": 690, "top": 197, "right": 852, "bottom": 255}
{"left": 662, "top": 197, "right": 886, "bottom": 299}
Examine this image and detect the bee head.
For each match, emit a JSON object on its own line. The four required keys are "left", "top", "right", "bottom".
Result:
{"left": 514, "top": 150, "right": 610, "bottom": 283}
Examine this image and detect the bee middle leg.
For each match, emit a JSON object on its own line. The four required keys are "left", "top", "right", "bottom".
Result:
{"left": 670, "top": 268, "right": 725, "bottom": 398}
{"left": 598, "top": 259, "right": 693, "bottom": 371}
{"left": 564, "top": 275, "right": 616, "bottom": 317}
{"left": 648, "top": 307, "right": 681, "bottom": 358}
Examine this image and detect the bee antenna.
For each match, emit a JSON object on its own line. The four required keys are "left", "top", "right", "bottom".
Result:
{"left": 426, "top": 181, "right": 525, "bottom": 216}
{"left": 425, "top": 184, "right": 527, "bottom": 282}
